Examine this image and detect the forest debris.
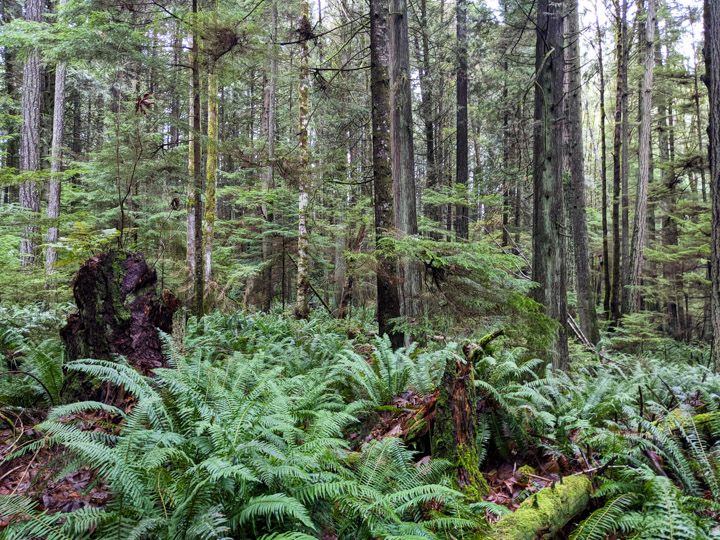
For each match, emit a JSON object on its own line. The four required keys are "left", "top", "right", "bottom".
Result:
{"left": 431, "top": 344, "right": 489, "bottom": 500}
{"left": 60, "top": 251, "right": 178, "bottom": 378}
{"left": 491, "top": 474, "right": 592, "bottom": 539}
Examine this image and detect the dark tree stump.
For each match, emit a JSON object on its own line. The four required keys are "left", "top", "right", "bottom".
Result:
{"left": 430, "top": 343, "right": 489, "bottom": 500}
{"left": 60, "top": 251, "right": 178, "bottom": 376}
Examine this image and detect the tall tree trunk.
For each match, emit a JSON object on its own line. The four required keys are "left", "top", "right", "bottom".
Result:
{"left": 454, "top": 0, "right": 468, "bottom": 239}
{"left": 261, "top": 0, "right": 278, "bottom": 311}
{"left": 1, "top": 0, "right": 20, "bottom": 205}
{"left": 620, "top": 1, "right": 631, "bottom": 315}
{"left": 187, "top": 90, "right": 197, "bottom": 282}
{"left": 203, "top": 68, "right": 218, "bottom": 286}
{"left": 533, "top": 0, "right": 569, "bottom": 369}
{"left": 704, "top": 0, "right": 720, "bottom": 369}
{"left": 295, "top": 0, "right": 311, "bottom": 319}
{"left": 417, "top": 0, "right": 437, "bottom": 233}
{"left": 370, "top": 0, "right": 401, "bottom": 347}
{"left": 191, "top": 0, "right": 204, "bottom": 317}
{"left": 389, "top": 0, "right": 421, "bottom": 336}
{"left": 566, "top": 0, "right": 599, "bottom": 344}
{"left": 45, "top": 0, "right": 68, "bottom": 276}
{"left": 595, "top": 6, "right": 611, "bottom": 318}
{"left": 610, "top": 0, "right": 626, "bottom": 325}
{"left": 18, "top": 0, "right": 42, "bottom": 267}
{"left": 628, "top": 0, "right": 655, "bottom": 313}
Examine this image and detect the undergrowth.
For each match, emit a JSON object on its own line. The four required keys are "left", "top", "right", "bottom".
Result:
{"left": 1, "top": 309, "right": 719, "bottom": 538}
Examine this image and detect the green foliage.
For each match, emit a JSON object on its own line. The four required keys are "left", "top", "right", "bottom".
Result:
{"left": 0, "top": 312, "right": 481, "bottom": 539}
{"left": 332, "top": 335, "right": 456, "bottom": 407}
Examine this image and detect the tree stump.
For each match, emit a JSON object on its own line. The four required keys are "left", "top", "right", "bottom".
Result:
{"left": 430, "top": 343, "right": 489, "bottom": 500}
{"left": 60, "top": 251, "right": 178, "bottom": 377}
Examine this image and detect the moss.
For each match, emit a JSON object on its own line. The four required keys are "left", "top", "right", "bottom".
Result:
{"left": 491, "top": 475, "right": 592, "bottom": 540}
{"left": 517, "top": 465, "right": 536, "bottom": 484}
{"left": 457, "top": 445, "right": 490, "bottom": 501}
{"left": 658, "top": 409, "right": 720, "bottom": 437}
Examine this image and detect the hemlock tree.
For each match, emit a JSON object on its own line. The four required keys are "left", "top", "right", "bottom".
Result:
{"left": 18, "top": 0, "right": 42, "bottom": 267}
{"left": 45, "top": 0, "right": 68, "bottom": 276}
{"left": 628, "top": 0, "right": 655, "bottom": 313}
{"left": 532, "top": 0, "right": 569, "bottom": 369}
{"left": 370, "top": 0, "right": 401, "bottom": 348}
{"left": 566, "top": 0, "right": 599, "bottom": 344}
{"left": 389, "top": 0, "right": 421, "bottom": 337}
{"left": 706, "top": 0, "right": 720, "bottom": 369}
{"left": 295, "top": 0, "right": 311, "bottom": 320}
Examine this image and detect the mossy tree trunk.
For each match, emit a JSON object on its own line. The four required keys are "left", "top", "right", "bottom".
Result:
{"left": 431, "top": 344, "right": 488, "bottom": 500}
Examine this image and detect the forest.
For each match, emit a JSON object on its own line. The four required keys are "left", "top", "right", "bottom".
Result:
{"left": 0, "top": 0, "right": 720, "bottom": 537}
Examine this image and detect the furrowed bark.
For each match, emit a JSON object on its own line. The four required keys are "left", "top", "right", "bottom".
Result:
{"left": 370, "top": 0, "right": 402, "bottom": 348}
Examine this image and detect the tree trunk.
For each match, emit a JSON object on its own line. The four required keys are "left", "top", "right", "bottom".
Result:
{"left": 295, "top": 0, "right": 311, "bottom": 319}
{"left": 18, "top": 0, "right": 42, "bottom": 267}
{"left": 704, "top": 0, "right": 720, "bottom": 370}
{"left": 260, "top": 0, "right": 278, "bottom": 311}
{"left": 628, "top": 0, "right": 655, "bottom": 313}
{"left": 370, "top": 0, "right": 402, "bottom": 348}
{"left": 187, "top": 88, "right": 197, "bottom": 282}
{"left": 45, "top": 0, "right": 67, "bottom": 276}
{"left": 533, "top": 0, "right": 569, "bottom": 369}
{"left": 191, "top": 0, "right": 204, "bottom": 317}
{"left": 454, "top": 0, "right": 468, "bottom": 240}
{"left": 595, "top": 6, "right": 611, "bottom": 318}
{"left": 417, "top": 0, "right": 437, "bottom": 234}
{"left": 610, "top": 0, "right": 626, "bottom": 325}
{"left": 620, "top": 2, "right": 631, "bottom": 315}
{"left": 389, "top": 0, "right": 421, "bottom": 337}
{"left": 203, "top": 68, "right": 218, "bottom": 287}
{"left": 566, "top": 0, "right": 599, "bottom": 344}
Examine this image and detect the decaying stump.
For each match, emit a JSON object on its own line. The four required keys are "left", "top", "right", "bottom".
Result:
{"left": 60, "top": 251, "right": 178, "bottom": 376}
{"left": 431, "top": 343, "right": 489, "bottom": 500}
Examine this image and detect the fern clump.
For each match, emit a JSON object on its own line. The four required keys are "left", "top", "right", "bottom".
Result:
{"left": 0, "top": 312, "right": 482, "bottom": 539}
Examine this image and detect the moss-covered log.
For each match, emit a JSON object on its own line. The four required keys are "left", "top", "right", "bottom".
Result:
{"left": 491, "top": 475, "right": 592, "bottom": 540}
{"left": 431, "top": 343, "right": 489, "bottom": 500}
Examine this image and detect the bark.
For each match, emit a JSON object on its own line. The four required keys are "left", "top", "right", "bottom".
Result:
{"left": 45, "top": 2, "right": 68, "bottom": 276}
{"left": 203, "top": 68, "right": 218, "bottom": 286}
{"left": 566, "top": 0, "right": 599, "bottom": 344}
{"left": 431, "top": 345, "right": 488, "bottom": 500}
{"left": 18, "top": 0, "right": 42, "bottom": 267}
{"left": 260, "top": 0, "right": 278, "bottom": 311}
{"left": 417, "top": 0, "right": 437, "bottom": 233}
{"left": 628, "top": 0, "right": 655, "bottom": 313}
{"left": 620, "top": 3, "right": 631, "bottom": 314}
{"left": 191, "top": 0, "right": 204, "bottom": 317}
{"left": 60, "top": 252, "right": 178, "bottom": 377}
{"left": 295, "top": 0, "right": 311, "bottom": 319}
{"left": 705, "top": 0, "right": 720, "bottom": 370}
{"left": 654, "top": 29, "right": 680, "bottom": 336}
{"left": 454, "top": 0, "right": 469, "bottom": 239}
{"left": 595, "top": 6, "right": 611, "bottom": 317}
{"left": 610, "top": 0, "right": 626, "bottom": 325}
{"left": 532, "top": 0, "right": 569, "bottom": 369}
{"left": 370, "top": 0, "right": 402, "bottom": 348}
{"left": 187, "top": 88, "right": 197, "bottom": 281}
{"left": 389, "top": 0, "right": 421, "bottom": 334}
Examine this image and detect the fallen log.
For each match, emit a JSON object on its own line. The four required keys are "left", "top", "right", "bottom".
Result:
{"left": 491, "top": 474, "right": 592, "bottom": 540}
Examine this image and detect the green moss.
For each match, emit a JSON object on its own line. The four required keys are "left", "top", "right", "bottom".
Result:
{"left": 517, "top": 465, "right": 536, "bottom": 484}
{"left": 457, "top": 445, "right": 490, "bottom": 501}
{"left": 492, "top": 475, "right": 592, "bottom": 540}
